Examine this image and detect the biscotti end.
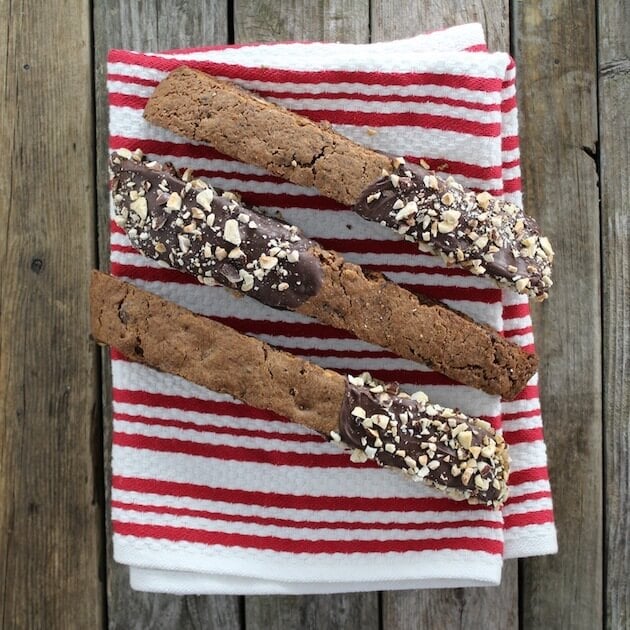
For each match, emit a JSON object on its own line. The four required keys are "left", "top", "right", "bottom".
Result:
{"left": 90, "top": 271, "right": 346, "bottom": 435}
{"left": 298, "top": 248, "right": 538, "bottom": 401}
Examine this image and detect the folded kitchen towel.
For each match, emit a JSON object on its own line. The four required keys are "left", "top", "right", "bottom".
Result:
{"left": 106, "top": 22, "right": 557, "bottom": 595}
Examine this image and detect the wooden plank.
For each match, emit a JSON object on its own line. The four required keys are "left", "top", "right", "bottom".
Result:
{"left": 233, "top": 3, "right": 378, "bottom": 628}
{"left": 372, "top": 2, "right": 517, "bottom": 628}
{"left": 599, "top": 1, "right": 629, "bottom": 628}
{"left": 234, "top": 0, "right": 369, "bottom": 44}
{"left": 381, "top": 562, "right": 518, "bottom": 630}
{"left": 92, "top": 2, "right": 242, "bottom": 628}
{"left": 512, "top": 1, "right": 602, "bottom": 629}
{"left": 371, "top": 0, "right": 509, "bottom": 50}
{"left": 0, "top": 0, "right": 104, "bottom": 628}
{"left": 244, "top": 594, "right": 379, "bottom": 630}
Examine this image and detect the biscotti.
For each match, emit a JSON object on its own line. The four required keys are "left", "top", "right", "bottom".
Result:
{"left": 144, "top": 66, "right": 554, "bottom": 300}
{"left": 90, "top": 271, "right": 510, "bottom": 508}
{"left": 110, "top": 149, "right": 538, "bottom": 400}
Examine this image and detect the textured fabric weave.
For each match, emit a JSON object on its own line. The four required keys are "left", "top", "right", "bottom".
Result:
{"left": 107, "top": 22, "right": 556, "bottom": 595}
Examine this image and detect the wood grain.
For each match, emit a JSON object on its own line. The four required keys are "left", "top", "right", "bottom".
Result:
{"left": 245, "top": 594, "right": 379, "bottom": 630}
{"left": 234, "top": 0, "right": 369, "bottom": 44}
{"left": 371, "top": 0, "right": 509, "bottom": 50}
{"left": 93, "top": 2, "right": 242, "bottom": 629}
{"left": 381, "top": 561, "right": 518, "bottom": 630}
{"left": 599, "top": 0, "right": 629, "bottom": 627}
{"left": 0, "top": 0, "right": 103, "bottom": 628}
{"left": 512, "top": 1, "right": 603, "bottom": 628}
{"left": 371, "top": 2, "right": 517, "bottom": 627}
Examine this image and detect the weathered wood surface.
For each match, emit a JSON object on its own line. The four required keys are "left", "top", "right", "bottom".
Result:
{"left": 599, "top": 0, "right": 630, "bottom": 628}
{"left": 512, "top": 1, "right": 603, "bottom": 629}
{"left": 0, "top": 0, "right": 104, "bottom": 628}
{"left": 93, "top": 2, "right": 241, "bottom": 629}
{"left": 2, "top": 0, "right": 627, "bottom": 628}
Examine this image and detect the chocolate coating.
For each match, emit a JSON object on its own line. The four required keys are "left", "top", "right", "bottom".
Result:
{"left": 353, "top": 161, "right": 554, "bottom": 300}
{"left": 336, "top": 374, "right": 509, "bottom": 508}
{"left": 109, "top": 149, "right": 323, "bottom": 309}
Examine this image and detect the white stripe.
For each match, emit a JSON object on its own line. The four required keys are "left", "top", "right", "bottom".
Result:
{"left": 113, "top": 401, "right": 310, "bottom": 437}
{"left": 108, "top": 79, "right": 505, "bottom": 123}
{"left": 507, "top": 442, "right": 549, "bottom": 471}
{"left": 268, "top": 97, "right": 501, "bottom": 124}
{"left": 507, "top": 479, "right": 552, "bottom": 498}
{"left": 502, "top": 414, "right": 544, "bottom": 431}
{"left": 500, "top": 398, "right": 541, "bottom": 415}
{"left": 113, "top": 46, "right": 509, "bottom": 78}
{"left": 502, "top": 497, "right": 553, "bottom": 517}
{"left": 506, "top": 332, "right": 534, "bottom": 346}
{"left": 112, "top": 444, "right": 501, "bottom": 503}
{"left": 112, "top": 507, "right": 502, "bottom": 542}
{"left": 112, "top": 488, "right": 501, "bottom": 525}
{"left": 502, "top": 314, "right": 533, "bottom": 331}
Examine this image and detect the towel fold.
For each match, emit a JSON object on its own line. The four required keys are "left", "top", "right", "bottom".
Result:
{"left": 107, "top": 22, "right": 557, "bottom": 595}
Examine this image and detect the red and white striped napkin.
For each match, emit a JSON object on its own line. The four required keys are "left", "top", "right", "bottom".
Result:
{"left": 107, "top": 22, "right": 557, "bottom": 595}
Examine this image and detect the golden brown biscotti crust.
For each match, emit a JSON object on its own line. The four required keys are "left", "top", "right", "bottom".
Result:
{"left": 143, "top": 66, "right": 393, "bottom": 206}
{"left": 90, "top": 271, "right": 345, "bottom": 434}
{"left": 110, "top": 150, "right": 538, "bottom": 400}
{"left": 298, "top": 249, "right": 538, "bottom": 400}
{"left": 90, "top": 271, "right": 511, "bottom": 507}
{"left": 144, "top": 68, "right": 554, "bottom": 301}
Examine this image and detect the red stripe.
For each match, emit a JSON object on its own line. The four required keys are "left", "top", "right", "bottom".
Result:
{"left": 113, "top": 412, "right": 319, "bottom": 443}
{"left": 113, "top": 387, "right": 291, "bottom": 423}
{"left": 398, "top": 283, "right": 501, "bottom": 303}
{"left": 502, "top": 135, "right": 520, "bottom": 151}
{"left": 503, "top": 325, "right": 534, "bottom": 337}
{"left": 502, "top": 408, "right": 542, "bottom": 422}
{"left": 503, "top": 177, "right": 522, "bottom": 193}
{"left": 113, "top": 432, "right": 355, "bottom": 468}
{"left": 107, "top": 50, "right": 505, "bottom": 91}
{"left": 111, "top": 500, "right": 501, "bottom": 532}
{"left": 464, "top": 44, "right": 488, "bottom": 53}
{"left": 110, "top": 93, "right": 502, "bottom": 136}
{"left": 506, "top": 490, "right": 552, "bottom": 506}
{"left": 110, "top": 262, "right": 503, "bottom": 304}
{"left": 108, "top": 74, "right": 503, "bottom": 112}
{"left": 112, "top": 475, "right": 490, "bottom": 513}
{"left": 505, "top": 385, "right": 538, "bottom": 401}
{"left": 509, "top": 467, "right": 549, "bottom": 485}
{"left": 113, "top": 520, "right": 503, "bottom": 554}
{"left": 502, "top": 302, "right": 532, "bottom": 320}
{"left": 501, "top": 94, "right": 517, "bottom": 112}
{"left": 504, "top": 509, "right": 554, "bottom": 528}
{"left": 503, "top": 426, "right": 544, "bottom": 445}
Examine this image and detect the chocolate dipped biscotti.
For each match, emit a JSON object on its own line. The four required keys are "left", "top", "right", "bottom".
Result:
{"left": 144, "top": 66, "right": 554, "bottom": 300}
{"left": 110, "top": 149, "right": 538, "bottom": 400}
{"left": 90, "top": 271, "right": 510, "bottom": 508}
